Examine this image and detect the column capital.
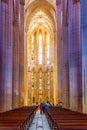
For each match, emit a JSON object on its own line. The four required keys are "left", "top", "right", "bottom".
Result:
{"left": 20, "top": 0, "right": 25, "bottom": 5}
{"left": 56, "top": 0, "right": 61, "bottom": 6}
{"left": 1, "top": 0, "right": 8, "bottom": 3}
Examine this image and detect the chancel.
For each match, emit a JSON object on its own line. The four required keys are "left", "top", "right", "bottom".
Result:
{"left": 0, "top": 0, "right": 87, "bottom": 130}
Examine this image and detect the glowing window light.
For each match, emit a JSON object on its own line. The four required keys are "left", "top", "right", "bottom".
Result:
{"left": 31, "top": 35, "right": 34, "bottom": 62}
{"left": 38, "top": 33, "right": 43, "bottom": 64}
{"left": 46, "top": 34, "right": 50, "bottom": 64}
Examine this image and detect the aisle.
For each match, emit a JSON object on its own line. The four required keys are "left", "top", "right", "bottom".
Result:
{"left": 29, "top": 110, "right": 51, "bottom": 130}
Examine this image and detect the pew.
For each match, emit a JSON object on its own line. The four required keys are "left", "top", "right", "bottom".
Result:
{"left": 0, "top": 106, "right": 37, "bottom": 130}
{"left": 45, "top": 107, "right": 87, "bottom": 130}
{"left": 59, "top": 125, "right": 87, "bottom": 130}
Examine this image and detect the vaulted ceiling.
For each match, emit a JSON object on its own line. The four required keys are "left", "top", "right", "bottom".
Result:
{"left": 24, "top": 0, "right": 56, "bottom": 31}
{"left": 25, "top": 0, "right": 56, "bottom": 6}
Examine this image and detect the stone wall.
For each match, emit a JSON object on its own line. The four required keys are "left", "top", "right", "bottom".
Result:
{"left": 56, "top": 0, "right": 82, "bottom": 112}
{"left": 81, "top": 0, "right": 87, "bottom": 113}
{"left": 0, "top": 0, "right": 25, "bottom": 112}
{"left": 68, "top": 0, "right": 82, "bottom": 112}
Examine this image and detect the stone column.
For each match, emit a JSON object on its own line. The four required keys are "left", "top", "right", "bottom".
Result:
{"left": 62, "top": 0, "right": 69, "bottom": 108}
{"left": 0, "top": 0, "right": 2, "bottom": 112}
{"left": 24, "top": 27, "right": 28, "bottom": 106}
{"left": 56, "top": 0, "right": 63, "bottom": 104}
{"left": 4, "top": 0, "right": 13, "bottom": 111}
{"left": 53, "top": 29, "right": 58, "bottom": 105}
{"left": 0, "top": 0, "right": 5, "bottom": 112}
{"left": 69, "top": 0, "right": 82, "bottom": 112}
{"left": 12, "top": 0, "right": 20, "bottom": 108}
{"left": 81, "top": 0, "right": 87, "bottom": 113}
{"left": 0, "top": 0, "right": 9, "bottom": 112}
{"left": 19, "top": 0, "right": 25, "bottom": 107}
{"left": 50, "top": 69, "right": 53, "bottom": 103}
{"left": 4, "top": 0, "right": 8, "bottom": 111}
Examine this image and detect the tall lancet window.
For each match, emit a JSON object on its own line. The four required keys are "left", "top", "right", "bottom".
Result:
{"left": 46, "top": 34, "right": 50, "bottom": 64}
{"left": 31, "top": 35, "right": 34, "bottom": 63}
{"left": 38, "top": 30, "right": 43, "bottom": 64}
{"left": 31, "top": 70, "right": 34, "bottom": 88}
{"left": 47, "top": 70, "right": 50, "bottom": 89}
{"left": 39, "top": 69, "right": 42, "bottom": 89}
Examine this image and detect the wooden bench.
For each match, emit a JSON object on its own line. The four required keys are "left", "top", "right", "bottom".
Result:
{"left": 59, "top": 125, "right": 87, "bottom": 130}
{"left": 45, "top": 107, "right": 87, "bottom": 130}
{"left": 0, "top": 106, "right": 37, "bottom": 130}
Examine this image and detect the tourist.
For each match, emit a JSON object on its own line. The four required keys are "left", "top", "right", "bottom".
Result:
{"left": 40, "top": 103, "right": 42, "bottom": 114}
{"left": 58, "top": 101, "right": 63, "bottom": 108}
{"left": 42, "top": 102, "right": 46, "bottom": 113}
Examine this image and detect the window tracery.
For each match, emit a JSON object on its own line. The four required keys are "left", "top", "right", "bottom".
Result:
{"left": 31, "top": 35, "right": 34, "bottom": 63}
{"left": 38, "top": 30, "right": 43, "bottom": 64}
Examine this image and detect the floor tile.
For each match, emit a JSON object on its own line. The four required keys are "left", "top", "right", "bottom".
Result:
{"left": 29, "top": 110, "right": 50, "bottom": 130}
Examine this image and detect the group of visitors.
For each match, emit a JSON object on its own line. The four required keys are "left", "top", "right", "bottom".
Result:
{"left": 36, "top": 100, "right": 63, "bottom": 114}
{"left": 37, "top": 101, "right": 53, "bottom": 114}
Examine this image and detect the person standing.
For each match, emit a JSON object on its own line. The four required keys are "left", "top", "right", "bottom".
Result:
{"left": 42, "top": 103, "right": 46, "bottom": 113}
{"left": 40, "top": 103, "right": 42, "bottom": 114}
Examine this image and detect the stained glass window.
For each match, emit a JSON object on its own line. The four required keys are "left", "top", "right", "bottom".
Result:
{"left": 31, "top": 70, "right": 34, "bottom": 88}
{"left": 38, "top": 31, "right": 43, "bottom": 64}
{"left": 46, "top": 34, "right": 50, "bottom": 64}
{"left": 47, "top": 70, "right": 50, "bottom": 89}
{"left": 39, "top": 69, "right": 42, "bottom": 89}
{"left": 31, "top": 35, "right": 34, "bottom": 62}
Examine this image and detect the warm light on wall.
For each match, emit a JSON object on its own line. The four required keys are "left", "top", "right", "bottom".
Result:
{"left": 31, "top": 35, "right": 34, "bottom": 62}
{"left": 26, "top": 4, "right": 56, "bottom": 105}
{"left": 39, "top": 33, "right": 43, "bottom": 64}
{"left": 47, "top": 34, "right": 50, "bottom": 64}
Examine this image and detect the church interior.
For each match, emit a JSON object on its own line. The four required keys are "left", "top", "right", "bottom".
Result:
{"left": 0, "top": 0, "right": 87, "bottom": 119}
{"left": 1, "top": 0, "right": 87, "bottom": 129}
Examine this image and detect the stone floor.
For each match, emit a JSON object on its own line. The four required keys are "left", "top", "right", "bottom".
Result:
{"left": 29, "top": 110, "right": 51, "bottom": 130}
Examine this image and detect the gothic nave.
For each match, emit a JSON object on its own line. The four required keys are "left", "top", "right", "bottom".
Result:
{"left": 0, "top": 0, "right": 87, "bottom": 115}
